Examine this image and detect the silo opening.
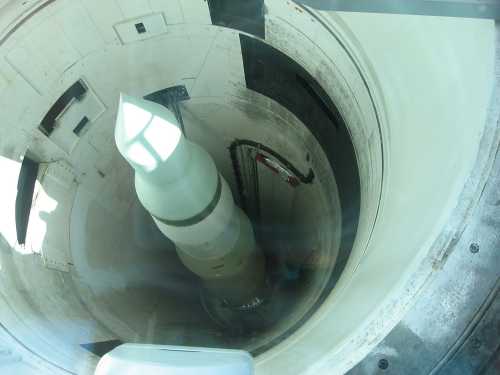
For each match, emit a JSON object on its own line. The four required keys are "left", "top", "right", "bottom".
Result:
{"left": 67, "top": 33, "right": 360, "bottom": 355}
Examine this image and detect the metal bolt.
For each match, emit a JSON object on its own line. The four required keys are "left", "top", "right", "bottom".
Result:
{"left": 378, "top": 358, "right": 389, "bottom": 370}
{"left": 469, "top": 243, "right": 480, "bottom": 254}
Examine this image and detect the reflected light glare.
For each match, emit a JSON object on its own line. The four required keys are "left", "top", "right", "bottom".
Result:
{"left": 143, "top": 116, "right": 182, "bottom": 161}
{"left": 0, "top": 157, "right": 59, "bottom": 255}
{"left": 34, "top": 181, "right": 58, "bottom": 213}
{"left": 122, "top": 101, "right": 153, "bottom": 140}
{"left": 25, "top": 181, "right": 58, "bottom": 254}
{"left": 0, "top": 156, "right": 22, "bottom": 251}
{"left": 96, "top": 353, "right": 157, "bottom": 375}
{"left": 126, "top": 143, "right": 158, "bottom": 172}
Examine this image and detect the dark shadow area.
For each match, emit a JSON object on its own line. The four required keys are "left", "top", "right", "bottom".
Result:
{"left": 207, "top": 0, "right": 265, "bottom": 38}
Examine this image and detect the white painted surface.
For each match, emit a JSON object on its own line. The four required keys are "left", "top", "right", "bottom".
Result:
{"left": 256, "top": 9, "right": 495, "bottom": 375}
{"left": 55, "top": 2, "right": 106, "bottom": 56}
{"left": 149, "top": 0, "right": 184, "bottom": 25}
{"left": 50, "top": 81, "right": 106, "bottom": 154}
{"left": 115, "top": 0, "right": 151, "bottom": 19}
{"left": 180, "top": 0, "right": 211, "bottom": 25}
{"left": 114, "top": 13, "right": 168, "bottom": 44}
{"left": 95, "top": 344, "right": 254, "bottom": 375}
{"left": 81, "top": 0, "right": 126, "bottom": 45}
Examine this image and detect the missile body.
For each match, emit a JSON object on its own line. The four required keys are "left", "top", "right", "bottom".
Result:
{"left": 115, "top": 94, "right": 265, "bottom": 306}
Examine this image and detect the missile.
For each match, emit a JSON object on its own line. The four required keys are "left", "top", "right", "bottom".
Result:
{"left": 115, "top": 94, "right": 265, "bottom": 308}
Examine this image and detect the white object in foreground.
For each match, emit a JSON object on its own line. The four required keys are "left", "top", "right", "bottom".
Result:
{"left": 95, "top": 344, "right": 254, "bottom": 375}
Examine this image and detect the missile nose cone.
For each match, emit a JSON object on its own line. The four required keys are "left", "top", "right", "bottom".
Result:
{"left": 115, "top": 93, "right": 183, "bottom": 174}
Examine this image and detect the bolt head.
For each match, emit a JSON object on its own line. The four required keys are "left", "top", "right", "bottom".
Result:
{"left": 469, "top": 243, "right": 480, "bottom": 254}
{"left": 378, "top": 358, "right": 389, "bottom": 370}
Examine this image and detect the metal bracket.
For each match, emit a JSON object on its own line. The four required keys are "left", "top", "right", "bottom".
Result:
{"left": 144, "top": 85, "right": 190, "bottom": 136}
{"left": 39, "top": 79, "right": 88, "bottom": 136}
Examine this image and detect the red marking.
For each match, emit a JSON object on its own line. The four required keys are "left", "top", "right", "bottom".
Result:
{"left": 256, "top": 153, "right": 300, "bottom": 188}
{"left": 287, "top": 176, "right": 300, "bottom": 187}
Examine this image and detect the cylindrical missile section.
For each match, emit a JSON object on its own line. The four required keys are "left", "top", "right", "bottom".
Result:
{"left": 115, "top": 94, "right": 265, "bottom": 307}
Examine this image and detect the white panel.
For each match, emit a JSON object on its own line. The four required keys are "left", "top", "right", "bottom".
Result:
{"left": 80, "top": 0, "right": 125, "bottom": 45}
{"left": 55, "top": 2, "right": 106, "bottom": 56}
{"left": 5, "top": 19, "right": 80, "bottom": 93}
{"left": 49, "top": 84, "right": 106, "bottom": 154}
{"left": 27, "top": 20, "right": 81, "bottom": 75}
{"left": 5, "top": 45, "right": 55, "bottom": 94}
{"left": 114, "top": 13, "right": 168, "bottom": 44}
{"left": 0, "top": 62, "right": 40, "bottom": 128}
{"left": 0, "top": 0, "right": 60, "bottom": 50}
{"left": 83, "top": 91, "right": 106, "bottom": 123}
{"left": 180, "top": 0, "right": 211, "bottom": 24}
{"left": 26, "top": 161, "right": 76, "bottom": 272}
{"left": 49, "top": 112, "right": 80, "bottom": 157}
{"left": 115, "top": 0, "right": 152, "bottom": 19}
{"left": 191, "top": 31, "right": 245, "bottom": 97}
{"left": 149, "top": 0, "right": 184, "bottom": 24}
{"left": 25, "top": 128, "right": 67, "bottom": 163}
